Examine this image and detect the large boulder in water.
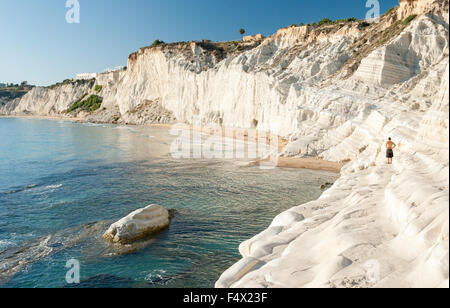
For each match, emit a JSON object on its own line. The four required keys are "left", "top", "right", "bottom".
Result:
{"left": 103, "top": 204, "right": 170, "bottom": 244}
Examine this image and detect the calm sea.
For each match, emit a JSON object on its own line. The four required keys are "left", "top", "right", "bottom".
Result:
{"left": 0, "top": 117, "right": 337, "bottom": 288}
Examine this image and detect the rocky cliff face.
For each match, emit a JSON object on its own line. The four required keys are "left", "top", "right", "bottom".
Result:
{"left": 398, "top": 0, "right": 443, "bottom": 19}
{"left": 215, "top": 1, "right": 449, "bottom": 288}
{"left": 1, "top": 0, "right": 448, "bottom": 288}
{"left": 5, "top": 80, "right": 94, "bottom": 116}
{"left": 3, "top": 1, "right": 446, "bottom": 136}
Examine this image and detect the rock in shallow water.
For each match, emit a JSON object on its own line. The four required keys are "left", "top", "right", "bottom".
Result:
{"left": 103, "top": 204, "right": 170, "bottom": 244}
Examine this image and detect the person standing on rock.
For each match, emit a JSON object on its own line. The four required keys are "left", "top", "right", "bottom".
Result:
{"left": 386, "top": 138, "right": 396, "bottom": 164}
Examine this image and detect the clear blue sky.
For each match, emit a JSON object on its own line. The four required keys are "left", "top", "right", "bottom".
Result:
{"left": 0, "top": 0, "right": 399, "bottom": 86}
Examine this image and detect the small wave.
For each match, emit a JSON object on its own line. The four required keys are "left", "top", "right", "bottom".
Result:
{"left": 144, "top": 270, "right": 172, "bottom": 285}
{"left": 0, "top": 239, "right": 16, "bottom": 250}
{"left": 114, "top": 126, "right": 136, "bottom": 133}
{"left": 83, "top": 123, "right": 103, "bottom": 127}
{"left": 45, "top": 184, "right": 62, "bottom": 190}
{"left": 4, "top": 184, "right": 37, "bottom": 195}
{"left": 3, "top": 183, "right": 63, "bottom": 196}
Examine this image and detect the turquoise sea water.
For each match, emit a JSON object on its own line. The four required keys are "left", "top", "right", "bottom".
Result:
{"left": 0, "top": 117, "right": 337, "bottom": 288}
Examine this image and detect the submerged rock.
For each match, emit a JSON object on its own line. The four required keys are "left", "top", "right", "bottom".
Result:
{"left": 103, "top": 204, "right": 170, "bottom": 244}
{"left": 320, "top": 182, "right": 334, "bottom": 190}
{"left": 64, "top": 274, "right": 136, "bottom": 288}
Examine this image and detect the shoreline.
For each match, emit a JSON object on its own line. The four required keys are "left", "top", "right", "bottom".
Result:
{"left": 1, "top": 117, "right": 339, "bottom": 287}
{"left": 274, "top": 157, "right": 343, "bottom": 173}
{"left": 0, "top": 114, "right": 85, "bottom": 122}
{"left": 1, "top": 114, "right": 343, "bottom": 173}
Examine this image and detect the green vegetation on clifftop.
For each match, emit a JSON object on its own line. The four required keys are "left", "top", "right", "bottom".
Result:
{"left": 46, "top": 78, "right": 95, "bottom": 90}
{"left": 0, "top": 86, "right": 31, "bottom": 100}
{"left": 152, "top": 39, "right": 166, "bottom": 47}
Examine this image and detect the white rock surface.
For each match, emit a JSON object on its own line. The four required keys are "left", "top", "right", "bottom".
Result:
{"left": 354, "top": 14, "right": 448, "bottom": 86}
{"left": 1, "top": 0, "right": 448, "bottom": 288}
{"left": 103, "top": 204, "right": 170, "bottom": 244}
{"left": 3, "top": 81, "right": 94, "bottom": 116}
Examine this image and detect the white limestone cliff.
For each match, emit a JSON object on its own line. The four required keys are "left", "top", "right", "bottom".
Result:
{"left": 2, "top": 80, "right": 94, "bottom": 116}
{"left": 216, "top": 1, "right": 449, "bottom": 288}
{"left": 1, "top": 0, "right": 448, "bottom": 288}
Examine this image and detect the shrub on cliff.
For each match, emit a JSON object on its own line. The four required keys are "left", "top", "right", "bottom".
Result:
{"left": 402, "top": 14, "right": 417, "bottom": 25}
{"left": 46, "top": 78, "right": 95, "bottom": 90}
{"left": 0, "top": 88, "right": 28, "bottom": 99}
{"left": 318, "top": 18, "right": 333, "bottom": 26}
{"left": 357, "top": 21, "right": 371, "bottom": 30}
{"left": 335, "top": 17, "right": 357, "bottom": 23}
{"left": 67, "top": 94, "right": 103, "bottom": 113}
{"left": 385, "top": 7, "right": 396, "bottom": 15}
{"left": 152, "top": 39, "right": 165, "bottom": 47}
{"left": 94, "top": 85, "right": 103, "bottom": 93}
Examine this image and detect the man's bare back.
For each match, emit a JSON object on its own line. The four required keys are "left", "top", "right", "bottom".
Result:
{"left": 386, "top": 138, "right": 396, "bottom": 164}
{"left": 386, "top": 140, "right": 396, "bottom": 150}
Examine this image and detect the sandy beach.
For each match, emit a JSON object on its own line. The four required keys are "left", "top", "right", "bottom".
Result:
{"left": 167, "top": 124, "right": 343, "bottom": 172}
{"left": 275, "top": 157, "right": 343, "bottom": 172}
{"left": 3, "top": 115, "right": 340, "bottom": 172}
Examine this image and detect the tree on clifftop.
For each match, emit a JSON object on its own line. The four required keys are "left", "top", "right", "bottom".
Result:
{"left": 152, "top": 39, "right": 165, "bottom": 47}
{"left": 239, "top": 28, "right": 246, "bottom": 36}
